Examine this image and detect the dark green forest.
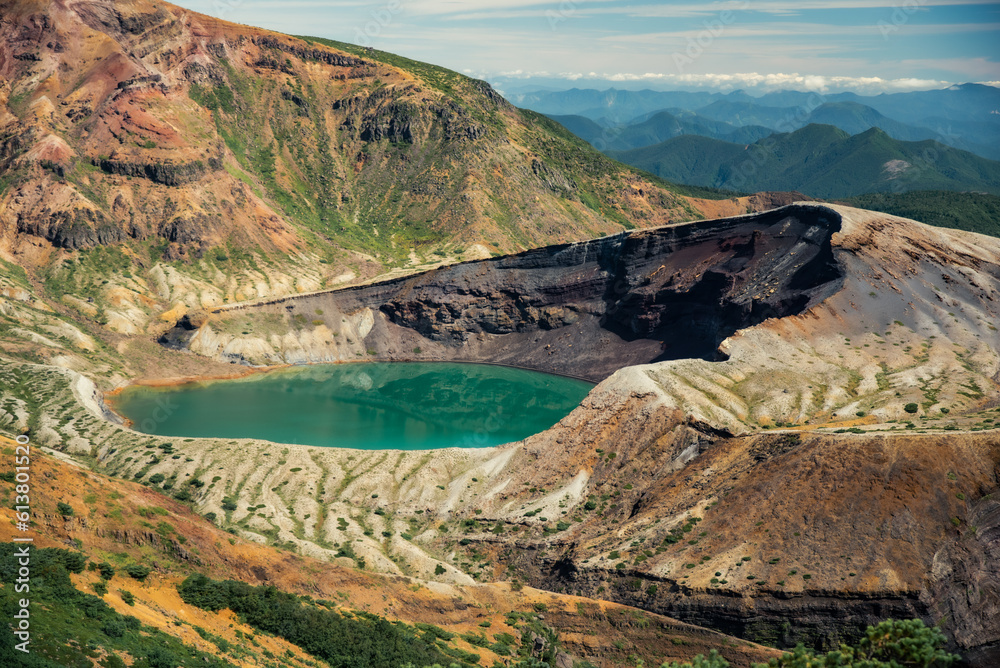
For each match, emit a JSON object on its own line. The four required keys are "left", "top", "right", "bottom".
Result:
{"left": 839, "top": 190, "right": 1000, "bottom": 238}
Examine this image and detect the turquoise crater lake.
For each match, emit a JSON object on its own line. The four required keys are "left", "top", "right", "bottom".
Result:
{"left": 110, "top": 363, "right": 593, "bottom": 450}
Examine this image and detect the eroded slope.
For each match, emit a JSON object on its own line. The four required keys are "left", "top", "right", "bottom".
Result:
{"left": 0, "top": 437, "right": 779, "bottom": 667}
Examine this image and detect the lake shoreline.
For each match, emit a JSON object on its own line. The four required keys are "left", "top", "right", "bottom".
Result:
{"left": 118, "top": 357, "right": 597, "bottom": 394}
{"left": 107, "top": 361, "right": 594, "bottom": 450}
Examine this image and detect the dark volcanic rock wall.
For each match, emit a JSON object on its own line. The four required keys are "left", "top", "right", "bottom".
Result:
{"left": 520, "top": 556, "right": 925, "bottom": 653}
{"left": 170, "top": 205, "right": 846, "bottom": 381}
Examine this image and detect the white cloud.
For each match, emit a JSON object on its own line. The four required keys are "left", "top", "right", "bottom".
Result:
{"left": 488, "top": 70, "right": 954, "bottom": 94}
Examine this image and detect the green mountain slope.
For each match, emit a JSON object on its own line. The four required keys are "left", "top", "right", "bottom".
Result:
{"left": 805, "top": 101, "right": 939, "bottom": 141}
{"left": 838, "top": 190, "right": 1000, "bottom": 238}
{"left": 608, "top": 124, "right": 1000, "bottom": 198}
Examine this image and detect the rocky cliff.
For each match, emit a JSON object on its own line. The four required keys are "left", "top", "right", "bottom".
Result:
{"left": 171, "top": 204, "right": 844, "bottom": 382}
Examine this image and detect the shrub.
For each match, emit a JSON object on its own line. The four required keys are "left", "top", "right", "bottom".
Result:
{"left": 146, "top": 647, "right": 181, "bottom": 668}
{"left": 119, "top": 590, "right": 135, "bottom": 606}
{"left": 434, "top": 564, "right": 446, "bottom": 576}
{"left": 97, "top": 562, "right": 115, "bottom": 580}
{"left": 490, "top": 641, "right": 512, "bottom": 656}
{"left": 661, "top": 649, "right": 729, "bottom": 668}
{"left": 904, "top": 403, "right": 919, "bottom": 414}
{"left": 754, "top": 619, "right": 957, "bottom": 668}
{"left": 148, "top": 473, "right": 166, "bottom": 484}
{"left": 101, "top": 618, "right": 126, "bottom": 637}
{"left": 125, "top": 564, "right": 152, "bottom": 581}
{"left": 62, "top": 551, "right": 87, "bottom": 573}
{"left": 57, "top": 502, "right": 74, "bottom": 516}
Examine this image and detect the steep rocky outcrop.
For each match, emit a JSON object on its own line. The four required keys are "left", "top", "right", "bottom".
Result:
{"left": 94, "top": 155, "right": 222, "bottom": 186}
{"left": 175, "top": 205, "right": 844, "bottom": 381}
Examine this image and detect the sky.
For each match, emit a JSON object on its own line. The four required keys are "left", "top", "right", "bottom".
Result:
{"left": 171, "top": 0, "right": 1000, "bottom": 95}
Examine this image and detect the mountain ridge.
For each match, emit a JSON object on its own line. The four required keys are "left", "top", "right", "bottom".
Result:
{"left": 608, "top": 124, "right": 1000, "bottom": 198}
{"left": 514, "top": 84, "right": 1000, "bottom": 160}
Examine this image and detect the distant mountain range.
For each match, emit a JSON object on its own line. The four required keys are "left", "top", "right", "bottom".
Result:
{"left": 514, "top": 83, "right": 1000, "bottom": 160}
{"left": 546, "top": 110, "right": 773, "bottom": 150}
{"left": 607, "top": 124, "right": 1000, "bottom": 199}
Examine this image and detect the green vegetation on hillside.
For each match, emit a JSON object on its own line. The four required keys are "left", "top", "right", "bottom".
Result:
{"left": 608, "top": 125, "right": 1000, "bottom": 199}
{"left": 0, "top": 543, "right": 232, "bottom": 668}
{"left": 664, "top": 619, "right": 956, "bottom": 668}
{"left": 839, "top": 190, "right": 1000, "bottom": 238}
{"left": 296, "top": 36, "right": 475, "bottom": 99}
{"left": 178, "top": 573, "right": 468, "bottom": 667}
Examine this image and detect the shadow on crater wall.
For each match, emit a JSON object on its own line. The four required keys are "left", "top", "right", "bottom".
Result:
{"left": 167, "top": 205, "right": 846, "bottom": 381}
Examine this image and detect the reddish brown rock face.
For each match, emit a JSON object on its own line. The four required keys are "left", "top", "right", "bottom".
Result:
{"left": 0, "top": 0, "right": 764, "bottom": 271}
